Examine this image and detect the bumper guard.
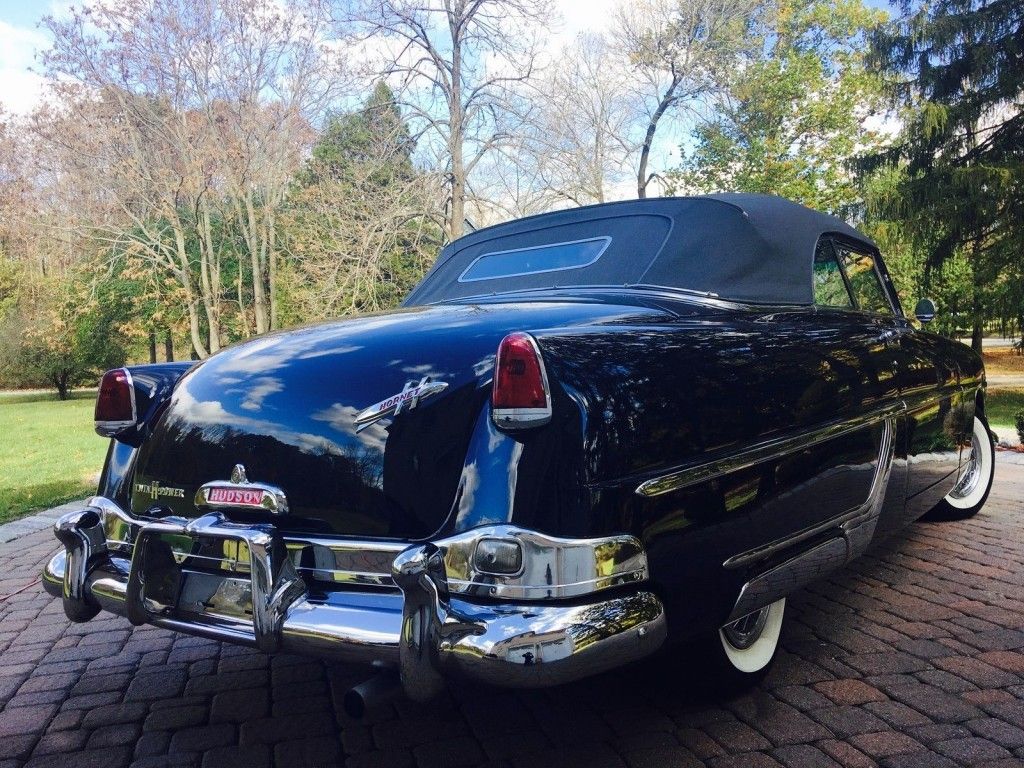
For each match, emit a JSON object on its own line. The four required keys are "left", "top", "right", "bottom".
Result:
{"left": 42, "top": 499, "right": 667, "bottom": 700}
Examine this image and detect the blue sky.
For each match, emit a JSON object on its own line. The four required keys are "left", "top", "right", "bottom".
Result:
{"left": 0, "top": 0, "right": 897, "bottom": 120}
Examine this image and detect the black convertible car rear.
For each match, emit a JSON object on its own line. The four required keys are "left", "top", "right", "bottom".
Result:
{"left": 42, "top": 194, "right": 994, "bottom": 708}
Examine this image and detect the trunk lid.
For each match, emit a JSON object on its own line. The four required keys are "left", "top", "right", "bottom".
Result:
{"left": 130, "top": 299, "right": 671, "bottom": 538}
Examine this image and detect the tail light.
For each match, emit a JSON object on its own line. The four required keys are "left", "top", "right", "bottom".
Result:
{"left": 95, "top": 368, "right": 138, "bottom": 437}
{"left": 492, "top": 332, "right": 552, "bottom": 429}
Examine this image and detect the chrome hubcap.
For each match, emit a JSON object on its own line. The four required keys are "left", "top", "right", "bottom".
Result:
{"left": 722, "top": 605, "right": 770, "bottom": 650}
{"left": 950, "top": 430, "right": 983, "bottom": 500}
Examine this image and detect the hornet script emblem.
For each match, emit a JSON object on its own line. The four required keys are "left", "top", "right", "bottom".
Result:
{"left": 354, "top": 376, "right": 448, "bottom": 432}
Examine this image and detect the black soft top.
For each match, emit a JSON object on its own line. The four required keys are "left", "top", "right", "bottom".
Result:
{"left": 404, "top": 194, "right": 876, "bottom": 306}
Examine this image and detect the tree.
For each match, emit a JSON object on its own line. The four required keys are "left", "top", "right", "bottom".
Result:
{"left": 520, "top": 33, "right": 636, "bottom": 207}
{"left": 671, "top": 0, "right": 888, "bottom": 216}
{"left": 613, "top": 0, "right": 761, "bottom": 198}
{"left": 350, "top": 0, "right": 544, "bottom": 240}
{"left": 0, "top": 274, "right": 128, "bottom": 398}
{"left": 39, "top": 0, "right": 347, "bottom": 356}
{"left": 866, "top": 0, "right": 1024, "bottom": 352}
{"left": 280, "top": 82, "right": 442, "bottom": 320}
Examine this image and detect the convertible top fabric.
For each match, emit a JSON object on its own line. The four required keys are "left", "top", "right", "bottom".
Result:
{"left": 404, "top": 194, "right": 877, "bottom": 306}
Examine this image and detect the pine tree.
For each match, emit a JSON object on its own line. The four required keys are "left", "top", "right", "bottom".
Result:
{"left": 305, "top": 81, "right": 415, "bottom": 188}
{"left": 866, "top": 0, "right": 1023, "bottom": 349}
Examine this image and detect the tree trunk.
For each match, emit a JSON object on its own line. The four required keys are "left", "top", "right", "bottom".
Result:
{"left": 148, "top": 331, "right": 157, "bottom": 364}
{"left": 637, "top": 77, "right": 680, "bottom": 199}
{"left": 268, "top": 208, "right": 278, "bottom": 330}
{"left": 197, "top": 201, "right": 222, "bottom": 353}
{"left": 447, "top": 18, "right": 465, "bottom": 241}
{"left": 164, "top": 330, "right": 174, "bottom": 362}
{"left": 169, "top": 227, "right": 209, "bottom": 359}
{"left": 971, "top": 270, "right": 984, "bottom": 355}
{"left": 53, "top": 373, "right": 69, "bottom": 401}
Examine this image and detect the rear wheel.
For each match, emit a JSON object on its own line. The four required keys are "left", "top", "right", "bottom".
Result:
{"left": 711, "top": 598, "right": 786, "bottom": 689}
{"left": 928, "top": 415, "right": 995, "bottom": 520}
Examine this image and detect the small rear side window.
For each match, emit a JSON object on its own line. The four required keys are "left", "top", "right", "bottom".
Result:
{"left": 813, "top": 241, "right": 853, "bottom": 308}
{"left": 835, "top": 244, "right": 893, "bottom": 316}
{"left": 458, "top": 237, "right": 611, "bottom": 283}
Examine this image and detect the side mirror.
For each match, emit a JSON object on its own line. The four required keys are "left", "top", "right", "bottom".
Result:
{"left": 914, "top": 298, "right": 937, "bottom": 325}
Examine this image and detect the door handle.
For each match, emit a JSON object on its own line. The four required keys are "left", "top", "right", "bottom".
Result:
{"left": 878, "top": 329, "right": 900, "bottom": 346}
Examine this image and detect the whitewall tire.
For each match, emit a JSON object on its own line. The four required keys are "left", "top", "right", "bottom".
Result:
{"left": 930, "top": 415, "right": 995, "bottom": 520}
{"left": 717, "top": 598, "right": 785, "bottom": 677}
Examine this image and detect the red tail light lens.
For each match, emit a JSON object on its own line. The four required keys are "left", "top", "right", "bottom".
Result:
{"left": 492, "top": 332, "right": 552, "bottom": 429}
{"left": 95, "top": 368, "right": 137, "bottom": 436}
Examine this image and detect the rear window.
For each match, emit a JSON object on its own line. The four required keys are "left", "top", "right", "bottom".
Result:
{"left": 458, "top": 237, "right": 610, "bottom": 283}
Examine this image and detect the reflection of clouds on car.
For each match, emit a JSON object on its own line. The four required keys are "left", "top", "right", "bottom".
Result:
{"left": 312, "top": 402, "right": 389, "bottom": 453}
{"left": 171, "top": 385, "right": 347, "bottom": 458}
{"left": 237, "top": 376, "right": 284, "bottom": 412}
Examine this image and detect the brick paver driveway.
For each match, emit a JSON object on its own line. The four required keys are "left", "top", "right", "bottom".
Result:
{"left": 2, "top": 463, "right": 1023, "bottom": 768}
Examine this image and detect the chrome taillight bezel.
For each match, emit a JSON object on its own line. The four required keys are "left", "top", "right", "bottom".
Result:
{"left": 491, "top": 332, "right": 553, "bottom": 430}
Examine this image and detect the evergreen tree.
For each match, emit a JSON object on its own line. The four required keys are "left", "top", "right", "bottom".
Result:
{"left": 281, "top": 82, "right": 441, "bottom": 322}
{"left": 304, "top": 81, "right": 415, "bottom": 187}
{"left": 866, "top": 0, "right": 1023, "bottom": 349}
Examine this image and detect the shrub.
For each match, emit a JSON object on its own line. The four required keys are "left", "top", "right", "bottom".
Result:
{"left": 1015, "top": 409, "right": 1024, "bottom": 444}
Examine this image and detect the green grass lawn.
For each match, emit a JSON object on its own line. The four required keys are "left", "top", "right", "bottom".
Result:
{"left": 987, "top": 388, "right": 1024, "bottom": 442}
{"left": 0, "top": 392, "right": 107, "bottom": 523}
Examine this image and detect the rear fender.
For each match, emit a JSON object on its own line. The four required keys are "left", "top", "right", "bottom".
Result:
{"left": 97, "top": 362, "right": 195, "bottom": 505}
{"left": 444, "top": 362, "right": 590, "bottom": 538}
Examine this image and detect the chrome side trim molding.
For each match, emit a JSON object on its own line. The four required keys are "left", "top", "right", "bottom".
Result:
{"left": 728, "top": 537, "right": 849, "bottom": 623}
{"left": 635, "top": 402, "right": 905, "bottom": 497}
{"left": 724, "top": 416, "right": 897, "bottom": 622}
{"left": 723, "top": 416, "right": 897, "bottom": 570}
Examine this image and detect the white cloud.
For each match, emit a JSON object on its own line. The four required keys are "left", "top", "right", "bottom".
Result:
{"left": 552, "top": 0, "right": 620, "bottom": 39}
{"left": 0, "top": 19, "right": 48, "bottom": 115}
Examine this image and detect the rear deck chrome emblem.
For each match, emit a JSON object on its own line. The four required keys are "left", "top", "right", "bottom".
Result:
{"left": 355, "top": 376, "right": 448, "bottom": 432}
{"left": 195, "top": 464, "right": 288, "bottom": 514}
{"left": 135, "top": 480, "right": 186, "bottom": 501}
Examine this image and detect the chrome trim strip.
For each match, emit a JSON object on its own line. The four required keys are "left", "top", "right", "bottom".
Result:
{"left": 727, "top": 537, "right": 849, "bottom": 623}
{"left": 723, "top": 415, "right": 896, "bottom": 570}
{"left": 635, "top": 402, "right": 905, "bottom": 497}
{"left": 724, "top": 416, "right": 897, "bottom": 621}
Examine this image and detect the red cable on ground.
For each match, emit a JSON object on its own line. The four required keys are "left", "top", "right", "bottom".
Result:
{"left": 0, "top": 578, "right": 40, "bottom": 602}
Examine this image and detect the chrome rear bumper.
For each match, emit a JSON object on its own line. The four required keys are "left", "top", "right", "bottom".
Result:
{"left": 42, "top": 500, "right": 666, "bottom": 700}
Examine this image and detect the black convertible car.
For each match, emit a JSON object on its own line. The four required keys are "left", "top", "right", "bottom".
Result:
{"left": 42, "top": 194, "right": 994, "bottom": 710}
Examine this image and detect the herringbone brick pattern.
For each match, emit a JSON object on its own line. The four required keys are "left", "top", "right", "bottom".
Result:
{"left": 1, "top": 463, "right": 1022, "bottom": 768}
